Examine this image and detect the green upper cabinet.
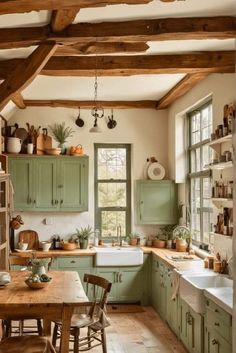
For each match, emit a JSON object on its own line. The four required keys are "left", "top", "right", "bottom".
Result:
{"left": 136, "top": 180, "right": 177, "bottom": 224}
{"left": 8, "top": 156, "right": 89, "bottom": 212}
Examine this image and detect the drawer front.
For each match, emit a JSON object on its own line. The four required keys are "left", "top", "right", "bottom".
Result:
{"left": 58, "top": 256, "right": 93, "bottom": 269}
{"left": 206, "top": 299, "right": 232, "bottom": 326}
{"left": 206, "top": 309, "right": 232, "bottom": 343}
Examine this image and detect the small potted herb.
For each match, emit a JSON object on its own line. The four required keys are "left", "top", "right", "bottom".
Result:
{"left": 73, "top": 225, "right": 93, "bottom": 249}
{"left": 126, "top": 232, "right": 140, "bottom": 246}
{"left": 172, "top": 226, "right": 191, "bottom": 252}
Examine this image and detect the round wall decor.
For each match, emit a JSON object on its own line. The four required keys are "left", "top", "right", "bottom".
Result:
{"left": 147, "top": 162, "right": 165, "bottom": 180}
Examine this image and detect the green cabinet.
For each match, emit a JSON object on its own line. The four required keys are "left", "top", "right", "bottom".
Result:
{"left": 136, "top": 180, "right": 177, "bottom": 224}
{"left": 9, "top": 156, "right": 88, "bottom": 212}
{"left": 179, "top": 298, "right": 203, "bottom": 353}
{"left": 166, "top": 269, "right": 179, "bottom": 336}
{"left": 205, "top": 298, "right": 232, "bottom": 353}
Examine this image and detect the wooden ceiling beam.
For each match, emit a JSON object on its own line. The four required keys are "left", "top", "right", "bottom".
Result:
{"left": 24, "top": 99, "right": 158, "bottom": 109}
{"left": 55, "top": 42, "right": 149, "bottom": 55}
{"left": 0, "top": 0, "right": 153, "bottom": 14}
{"left": 0, "top": 16, "right": 235, "bottom": 49}
{"left": 0, "top": 41, "right": 57, "bottom": 111}
{"left": 11, "top": 93, "right": 26, "bottom": 109}
{"left": 51, "top": 9, "right": 79, "bottom": 33}
{"left": 156, "top": 73, "right": 209, "bottom": 109}
{"left": 0, "top": 52, "right": 234, "bottom": 79}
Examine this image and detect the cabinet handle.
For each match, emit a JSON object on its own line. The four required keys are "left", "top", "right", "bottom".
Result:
{"left": 60, "top": 200, "right": 63, "bottom": 205}
{"left": 33, "top": 200, "right": 36, "bottom": 204}
{"left": 214, "top": 309, "right": 219, "bottom": 313}
{"left": 27, "top": 196, "right": 32, "bottom": 204}
{"left": 116, "top": 272, "right": 119, "bottom": 283}
{"left": 55, "top": 200, "right": 59, "bottom": 204}
{"left": 211, "top": 339, "right": 218, "bottom": 345}
{"left": 52, "top": 199, "right": 54, "bottom": 205}
{"left": 70, "top": 260, "right": 76, "bottom": 264}
{"left": 214, "top": 322, "right": 220, "bottom": 327}
{"left": 119, "top": 273, "right": 122, "bottom": 283}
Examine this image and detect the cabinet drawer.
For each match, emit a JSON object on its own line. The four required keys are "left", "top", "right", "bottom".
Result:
{"left": 58, "top": 256, "right": 93, "bottom": 269}
{"left": 206, "top": 309, "right": 232, "bottom": 343}
{"left": 206, "top": 299, "right": 232, "bottom": 327}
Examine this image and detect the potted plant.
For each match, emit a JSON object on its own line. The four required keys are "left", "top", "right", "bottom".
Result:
{"left": 172, "top": 226, "right": 191, "bottom": 252}
{"left": 73, "top": 225, "right": 93, "bottom": 249}
{"left": 152, "top": 235, "right": 166, "bottom": 248}
{"left": 159, "top": 225, "right": 177, "bottom": 249}
{"left": 126, "top": 232, "right": 140, "bottom": 246}
{"left": 48, "top": 122, "right": 74, "bottom": 154}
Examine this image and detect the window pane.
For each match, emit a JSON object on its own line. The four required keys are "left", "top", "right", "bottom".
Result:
{"left": 203, "top": 178, "right": 212, "bottom": 207}
{"left": 190, "top": 148, "right": 201, "bottom": 173}
{"left": 191, "top": 112, "right": 200, "bottom": 145}
{"left": 201, "top": 105, "right": 212, "bottom": 140}
{"left": 98, "top": 183, "right": 126, "bottom": 207}
{"left": 203, "top": 211, "right": 212, "bottom": 244}
{"left": 191, "top": 178, "right": 201, "bottom": 242}
{"left": 101, "top": 211, "right": 126, "bottom": 238}
{"left": 202, "top": 145, "right": 212, "bottom": 170}
{"left": 97, "top": 148, "right": 126, "bottom": 179}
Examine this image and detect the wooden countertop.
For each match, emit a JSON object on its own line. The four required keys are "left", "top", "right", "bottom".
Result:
{"left": 10, "top": 246, "right": 204, "bottom": 272}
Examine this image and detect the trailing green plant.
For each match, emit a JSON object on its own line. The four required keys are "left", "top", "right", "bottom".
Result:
{"left": 74, "top": 225, "right": 93, "bottom": 241}
{"left": 172, "top": 225, "right": 191, "bottom": 240}
{"left": 48, "top": 122, "right": 74, "bottom": 145}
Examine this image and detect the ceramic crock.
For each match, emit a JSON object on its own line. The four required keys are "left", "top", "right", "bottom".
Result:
{"left": 7, "top": 137, "right": 22, "bottom": 153}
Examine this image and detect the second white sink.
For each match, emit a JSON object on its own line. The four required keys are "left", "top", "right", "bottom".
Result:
{"left": 94, "top": 246, "right": 143, "bottom": 266}
{"left": 179, "top": 274, "right": 233, "bottom": 314}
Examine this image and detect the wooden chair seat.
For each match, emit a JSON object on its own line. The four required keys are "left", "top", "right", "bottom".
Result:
{"left": 0, "top": 336, "right": 56, "bottom": 353}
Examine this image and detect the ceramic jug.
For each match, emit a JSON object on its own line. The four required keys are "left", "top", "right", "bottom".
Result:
{"left": 7, "top": 137, "right": 22, "bottom": 153}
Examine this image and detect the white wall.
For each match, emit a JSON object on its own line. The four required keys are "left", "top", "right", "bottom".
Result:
{"left": 8, "top": 107, "right": 168, "bottom": 242}
{"left": 167, "top": 73, "right": 236, "bottom": 258}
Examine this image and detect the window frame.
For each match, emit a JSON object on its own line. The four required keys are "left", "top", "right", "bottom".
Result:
{"left": 187, "top": 100, "right": 213, "bottom": 245}
{"left": 94, "top": 143, "right": 131, "bottom": 239}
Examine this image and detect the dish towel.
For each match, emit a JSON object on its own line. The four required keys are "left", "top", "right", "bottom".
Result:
{"left": 171, "top": 271, "right": 180, "bottom": 300}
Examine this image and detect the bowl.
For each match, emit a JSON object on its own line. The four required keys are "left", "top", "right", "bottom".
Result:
{"left": 40, "top": 241, "right": 52, "bottom": 252}
{"left": 45, "top": 148, "right": 61, "bottom": 156}
{"left": 25, "top": 279, "right": 51, "bottom": 290}
{"left": 61, "top": 242, "right": 77, "bottom": 251}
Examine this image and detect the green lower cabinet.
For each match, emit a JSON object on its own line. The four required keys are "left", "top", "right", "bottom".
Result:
{"left": 151, "top": 258, "right": 161, "bottom": 313}
{"left": 179, "top": 298, "right": 203, "bottom": 353}
{"left": 205, "top": 298, "right": 232, "bottom": 353}
{"left": 56, "top": 256, "right": 95, "bottom": 299}
{"left": 96, "top": 265, "right": 145, "bottom": 303}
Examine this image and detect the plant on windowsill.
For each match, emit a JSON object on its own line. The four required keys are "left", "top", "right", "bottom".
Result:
{"left": 126, "top": 232, "right": 140, "bottom": 246}
{"left": 73, "top": 225, "right": 93, "bottom": 249}
{"left": 159, "top": 224, "right": 177, "bottom": 249}
{"left": 172, "top": 226, "right": 191, "bottom": 252}
{"left": 48, "top": 122, "right": 74, "bottom": 154}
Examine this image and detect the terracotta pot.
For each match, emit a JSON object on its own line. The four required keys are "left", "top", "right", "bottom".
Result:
{"left": 176, "top": 239, "right": 187, "bottom": 252}
{"left": 153, "top": 239, "right": 166, "bottom": 248}
{"left": 129, "top": 238, "right": 138, "bottom": 246}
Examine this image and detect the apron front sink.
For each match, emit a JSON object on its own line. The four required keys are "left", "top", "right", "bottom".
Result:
{"left": 94, "top": 247, "right": 143, "bottom": 266}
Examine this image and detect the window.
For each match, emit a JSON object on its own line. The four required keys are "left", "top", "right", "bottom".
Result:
{"left": 188, "top": 101, "right": 213, "bottom": 245}
{"left": 94, "top": 144, "right": 131, "bottom": 238}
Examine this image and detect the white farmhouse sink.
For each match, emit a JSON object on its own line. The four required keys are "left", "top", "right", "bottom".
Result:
{"left": 179, "top": 274, "right": 233, "bottom": 314}
{"left": 94, "top": 246, "right": 143, "bottom": 266}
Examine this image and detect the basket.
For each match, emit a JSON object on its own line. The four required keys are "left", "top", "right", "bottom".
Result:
{"left": 25, "top": 280, "right": 51, "bottom": 290}
{"left": 45, "top": 148, "right": 61, "bottom": 155}
{"left": 61, "top": 242, "right": 77, "bottom": 251}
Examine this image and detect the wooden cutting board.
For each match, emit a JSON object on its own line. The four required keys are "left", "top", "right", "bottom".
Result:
{"left": 36, "top": 129, "right": 52, "bottom": 155}
{"left": 18, "top": 230, "right": 39, "bottom": 250}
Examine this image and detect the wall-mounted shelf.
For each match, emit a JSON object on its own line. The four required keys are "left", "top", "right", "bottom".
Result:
{"left": 209, "top": 161, "right": 233, "bottom": 170}
{"left": 211, "top": 198, "right": 233, "bottom": 208}
{"left": 208, "top": 134, "right": 232, "bottom": 154}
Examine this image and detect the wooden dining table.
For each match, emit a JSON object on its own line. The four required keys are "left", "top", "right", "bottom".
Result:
{"left": 0, "top": 271, "right": 88, "bottom": 353}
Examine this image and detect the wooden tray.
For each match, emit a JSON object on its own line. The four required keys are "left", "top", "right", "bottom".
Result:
{"left": 19, "top": 230, "right": 39, "bottom": 250}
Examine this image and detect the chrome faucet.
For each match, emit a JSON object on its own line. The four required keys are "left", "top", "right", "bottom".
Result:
{"left": 117, "top": 225, "right": 122, "bottom": 247}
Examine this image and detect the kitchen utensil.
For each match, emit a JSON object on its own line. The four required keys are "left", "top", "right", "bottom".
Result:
{"left": 147, "top": 162, "right": 165, "bottom": 180}
{"left": 19, "top": 230, "right": 39, "bottom": 250}
{"left": 75, "top": 108, "right": 84, "bottom": 127}
{"left": 14, "top": 128, "right": 28, "bottom": 142}
{"left": 45, "top": 148, "right": 61, "bottom": 155}
{"left": 40, "top": 241, "right": 52, "bottom": 251}
{"left": 107, "top": 110, "right": 117, "bottom": 129}
{"left": 36, "top": 128, "right": 52, "bottom": 155}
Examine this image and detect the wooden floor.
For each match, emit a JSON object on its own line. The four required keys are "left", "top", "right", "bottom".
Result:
{"left": 92, "top": 306, "right": 188, "bottom": 353}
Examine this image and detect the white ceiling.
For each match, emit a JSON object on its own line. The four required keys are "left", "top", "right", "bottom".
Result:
{"left": 0, "top": 0, "right": 236, "bottom": 103}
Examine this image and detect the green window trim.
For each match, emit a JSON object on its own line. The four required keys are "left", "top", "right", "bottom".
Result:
{"left": 94, "top": 143, "right": 131, "bottom": 239}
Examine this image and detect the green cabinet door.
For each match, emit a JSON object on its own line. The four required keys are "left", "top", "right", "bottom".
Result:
{"left": 151, "top": 258, "right": 161, "bottom": 313}
{"left": 205, "top": 328, "right": 232, "bottom": 353}
{"left": 9, "top": 157, "right": 34, "bottom": 210}
{"left": 96, "top": 268, "right": 118, "bottom": 302}
{"left": 59, "top": 157, "right": 88, "bottom": 211}
{"left": 136, "top": 180, "right": 177, "bottom": 224}
{"left": 35, "top": 158, "right": 58, "bottom": 211}
{"left": 179, "top": 298, "right": 190, "bottom": 350}
{"left": 166, "top": 269, "right": 179, "bottom": 336}
{"left": 118, "top": 267, "right": 143, "bottom": 302}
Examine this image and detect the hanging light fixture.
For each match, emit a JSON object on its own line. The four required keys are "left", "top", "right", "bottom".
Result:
{"left": 89, "top": 54, "right": 104, "bottom": 133}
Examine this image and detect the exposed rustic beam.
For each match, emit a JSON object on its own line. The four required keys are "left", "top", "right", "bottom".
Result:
{"left": 24, "top": 99, "right": 157, "bottom": 109}
{"left": 55, "top": 42, "right": 149, "bottom": 55}
{"left": 51, "top": 9, "right": 79, "bottom": 32}
{"left": 11, "top": 93, "right": 26, "bottom": 109}
{"left": 0, "top": 0, "right": 153, "bottom": 14}
{"left": 0, "top": 42, "right": 57, "bottom": 111}
{"left": 0, "top": 52, "right": 233, "bottom": 79}
{"left": 156, "top": 73, "right": 209, "bottom": 109}
{"left": 0, "top": 17, "right": 235, "bottom": 49}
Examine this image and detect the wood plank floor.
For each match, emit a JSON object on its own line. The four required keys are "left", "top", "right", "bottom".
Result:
{"left": 92, "top": 306, "right": 188, "bottom": 353}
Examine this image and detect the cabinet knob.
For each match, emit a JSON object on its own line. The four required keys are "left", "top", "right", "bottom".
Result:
{"left": 214, "top": 322, "right": 220, "bottom": 327}
{"left": 211, "top": 339, "right": 218, "bottom": 345}
{"left": 119, "top": 273, "right": 122, "bottom": 283}
{"left": 60, "top": 200, "right": 63, "bottom": 205}
{"left": 70, "top": 260, "right": 76, "bottom": 264}
{"left": 214, "top": 309, "right": 219, "bottom": 313}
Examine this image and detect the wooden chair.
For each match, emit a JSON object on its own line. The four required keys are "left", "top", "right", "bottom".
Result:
{"left": 0, "top": 336, "right": 56, "bottom": 353}
{"left": 52, "top": 273, "right": 112, "bottom": 353}
{"left": 2, "top": 255, "right": 52, "bottom": 338}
